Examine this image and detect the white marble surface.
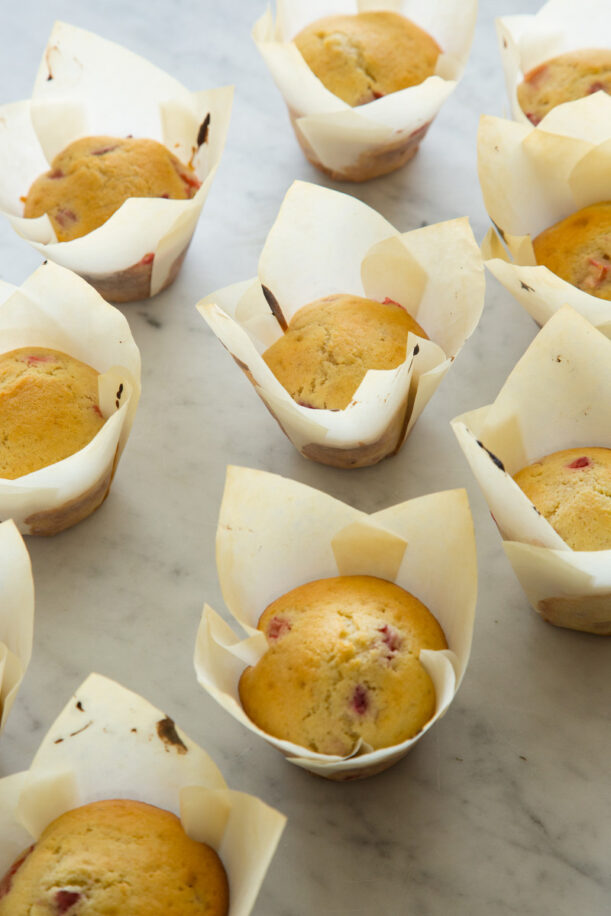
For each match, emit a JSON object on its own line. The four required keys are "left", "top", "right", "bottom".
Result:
{"left": 0, "top": 1, "right": 610, "bottom": 914}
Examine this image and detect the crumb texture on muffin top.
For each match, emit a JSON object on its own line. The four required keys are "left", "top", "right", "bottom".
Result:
{"left": 513, "top": 447, "right": 611, "bottom": 551}
{"left": 239, "top": 575, "right": 447, "bottom": 756}
{"left": 294, "top": 11, "right": 440, "bottom": 107}
{"left": 517, "top": 48, "right": 611, "bottom": 125}
{"left": 533, "top": 202, "right": 611, "bottom": 300}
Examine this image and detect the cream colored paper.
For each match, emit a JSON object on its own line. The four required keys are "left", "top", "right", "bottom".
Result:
{"left": 478, "top": 102, "right": 611, "bottom": 335}
{"left": 195, "top": 466, "right": 477, "bottom": 779}
{"left": 0, "top": 22, "right": 232, "bottom": 294}
{"left": 253, "top": 0, "right": 476, "bottom": 176}
{"left": 198, "top": 181, "right": 484, "bottom": 466}
{"left": 0, "top": 260, "right": 141, "bottom": 534}
{"left": 0, "top": 674, "right": 285, "bottom": 916}
{"left": 0, "top": 521, "right": 34, "bottom": 731}
{"left": 452, "top": 307, "right": 611, "bottom": 632}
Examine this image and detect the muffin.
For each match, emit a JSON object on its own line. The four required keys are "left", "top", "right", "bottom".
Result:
{"left": 24, "top": 135, "right": 201, "bottom": 243}
{"left": 0, "top": 347, "right": 105, "bottom": 479}
{"left": 239, "top": 575, "right": 447, "bottom": 756}
{"left": 262, "top": 293, "right": 428, "bottom": 410}
{"left": 513, "top": 447, "right": 611, "bottom": 551}
{"left": 517, "top": 49, "right": 611, "bottom": 125}
{"left": 0, "top": 798, "right": 229, "bottom": 915}
{"left": 294, "top": 11, "right": 441, "bottom": 107}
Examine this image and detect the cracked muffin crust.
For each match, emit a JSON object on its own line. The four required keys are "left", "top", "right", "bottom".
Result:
{"left": 293, "top": 11, "right": 441, "bottom": 107}
{"left": 517, "top": 49, "right": 611, "bottom": 126}
{"left": 24, "top": 136, "right": 201, "bottom": 242}
{"left": 261, "top": 293, "right": 428, "bottom": 410}
{"left": 0, "top": 799, "right": 229, "bottom": 915}
{"left": 238, "top": 575, "right": 447, "bottom": 756}
{"left": 513, "top": 447, "right": 611, "bottom": 551}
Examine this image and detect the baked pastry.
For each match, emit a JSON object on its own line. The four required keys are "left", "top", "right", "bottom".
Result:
{"left": 0, "top": 347, "right": 105, "bottom": 479}
{"left": 239, "top": 575, "right": 447, "bottom": 755}
{"left": 532, "top": 202, "right": 611, "bottom": 300}
{"left": 517, "top": 49, "right": 611, "bottom": 126}
{"left": 513, "top": 447, "right": 611, "bottom": 550}
{"left": 24, "top": 136, "right": 201, "bottom": 242}
{"left": 262, "top": 293, "right": 428, "bottom": 410}
{"left": 0, "top": 799, "right": 229, "bottom": 915}
{"left": 294, "top": 11, "right": 441, "bottom": 107}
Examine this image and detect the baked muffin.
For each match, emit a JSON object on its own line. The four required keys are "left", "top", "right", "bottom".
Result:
{"left": 262, "top": 293, "right": 428, "bottom": 410}
{"left": 513, "top": 447, "right": 611, "bottom": 551}
{"left": 532, "top": 202, "right": 611, "bottom": 300}
{"left": 239, "top": 575, "right": 447, "bottom": 755}
{"left": 0, "top": 347, "right": 105, "bottom": 478}
{"left": 294, "top": 11, "right": 441, "bottom": 107}
{"left": 0, "top": 799, "right": 229, "bottom": 915}
{"left": 517, "top": 49, "right": 611, "bottom": 126}
{"left": 24, "top": 136, "right": 201, "bottom": 242}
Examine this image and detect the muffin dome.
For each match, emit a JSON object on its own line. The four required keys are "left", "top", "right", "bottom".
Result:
{"left": 533, "top": 202, "right": 611, "bottom": 300}
{"left": 517, "top": 49, "right": 611, "bottom": 125}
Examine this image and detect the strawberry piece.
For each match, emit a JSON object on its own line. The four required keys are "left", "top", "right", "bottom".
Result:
{"left": 54, "top": 208, "right": 77, "bottom": 227}
{"left": 140, "top": 252, "right": 154, "bottom": 265}
{"left": 0, "top": 846, "right": 34, "bottom": 899}
{"left": 378, "top": 624, "right": 402, "bottom": 655}
{"left": 55, "top": 890, "right": 81, "bottom": 913}
{"left": 352, "top": 685, "right": 369, "bottom": 715}
{"left": 267, "top": 616, "right": 291, "bottom": 639}
{"left": 566, "top": 456, "right": 591, "bottom": 469}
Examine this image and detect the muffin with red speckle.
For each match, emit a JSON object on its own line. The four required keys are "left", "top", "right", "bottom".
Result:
{"left": 513, "top": 447, "right": 611, "bottom": 550}
{"left": 517, "top": 49, "right": 611, "bottom": 125}
{"left": 239, "top": 575, "right": 447, "bottom": 756}
{"left": 0, "top": 799, "right": 229, "bottom": 915}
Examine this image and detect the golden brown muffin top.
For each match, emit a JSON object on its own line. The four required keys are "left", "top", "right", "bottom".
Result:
{"left": 239, "top": 575, "right": 447, "bottom": 756}
{"left": 0, "top": 799, "right": 229, "bottom": 916}
{"left": 513, "top": 447, "right": 611, "bottom": 551}
{"left": 0, "top": 347, "right": 106, "bottom": 479}
{"left": 262, "top": 293, "right": 428, "bottom": 410}
{"left": 517, "top": 48, "right": 611, "bottom": 126}
{"left": 533, "top": 201, "right": 611, "bottom": 301}
{"left": 294, "top": 11, "right": 441, "bottom": 107}
{"left": 24, "top": 135, "right": 201, "bottom": 242}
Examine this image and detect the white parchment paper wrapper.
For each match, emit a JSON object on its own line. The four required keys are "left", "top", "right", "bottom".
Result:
{"left": 0, "top": 674, "right": 285, "bottom": 916}
{"left": 253, "top": 0, "right": 476, "bottom": 180}
{"left": 195, "top": 466, "right": 477, "bottom": 780}
{"left": 199, "top": 181, "right": 484, "bottom": 469}
{"left": 0, "top": 520, "right": 34, "bottom": 731}
{"left": 478, "top": 99, "right": 611, "bottom": 336}
{"left": 0, "top": 260, "right": 141, "bottom": 535}
{"left": 497, "top": 0, "right": 611, "bottom": 126}
{"left": 452, "top": 306, "right": 611, "bottom": 634}
{"left": 0, "top": 21, "right": 233, "bottom": 301}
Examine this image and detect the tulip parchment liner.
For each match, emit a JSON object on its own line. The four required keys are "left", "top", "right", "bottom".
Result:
{"left": 0, "top": 21, "right": 233, "bottom": 302}
{"left": 452, "top": 307, "right": 611, "bottom": 635}
{"left": 195, "top": 466, "right": 477, "bottom": 780}
{"left": 0, "top": 520, "right": 34, "bottom": 730}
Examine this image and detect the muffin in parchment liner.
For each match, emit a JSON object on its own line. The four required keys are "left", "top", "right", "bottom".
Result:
{"left": 198, "top": 181, "right": 484, "bottom": 469}
{"left": 0, "top": 21, "right": 233, "bottom": 303}
{"left": 0, "top": 673, "right": 286, "bottom": 916}
{"left": 194, "top": 466, "right": 477, "bottom": 780}
{"left": 253, "top": 0, "right": 476, "bottom": 181}
{"left": 478, "top": 97, "right": 611, "bottom": 337}
{"left": 497, "top": 0, "right": 611, "bottom": 127}
{"left": 452, "top": 306, "right": 611, "bottom": 635}
{"left": 0, "top": 520, "right": 33, "bottom": 732}
{"left": 0, "top": 260, "right": 140, "bottom": 535}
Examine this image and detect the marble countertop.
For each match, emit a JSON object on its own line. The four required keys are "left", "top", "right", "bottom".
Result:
{"left": 0, "top": 1, "right": 609, "bottom": 914}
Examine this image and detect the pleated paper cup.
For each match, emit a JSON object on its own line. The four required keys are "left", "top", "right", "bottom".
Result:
{"left": 253, "top": 0, "right": 476, "bottom": 181}
{"left": 478, "top": 98, "right": 611, "bottom": 337}
{"left": 0, "top": 260, "right": 141, "bottom": 535}
{"left": 497, "top": 0, "right": 611, "bottom": 126}
{"left": 452, "top": 307, "right": 611, "bottom": 635}
{"left": 0, "top": 520, "right": 34, "bottom": 731}
{"left": 0, "top": 21, "right": 233, "bottom": 302}
{"left": 194, "top": 466, "right": 477, "bottom": 780}
{"left": 0, "top": 674, "right": 285, "bottom": 916}
{"left": 198, "top": 181, "right": 484, "bottom": 469}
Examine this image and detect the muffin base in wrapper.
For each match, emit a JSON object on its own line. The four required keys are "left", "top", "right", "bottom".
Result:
{"left": 0, "top": 260, "right": 141, "bottom": 535}
{"left": 253, "top": 0, "right": 476, "bottom": 181}
{"left": 198, "top": 181, "right": 484, "bottom": 469}
{"left": 452, "top": 307, "right": 611, "bottom": 635}
{"left": 0, "top": 520, "right": 34, "bottom": 731}
{"left": 478, "top": 97, "right": 611, "bottom": 336}
{"left": 194, "top": 466, "right": 477, "bottom": 780}
{"left": 0, "top": 674, "right": 285, "bottom": 916}
{"left": 0, "top": 22, "right": 233, "bottom": 302}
